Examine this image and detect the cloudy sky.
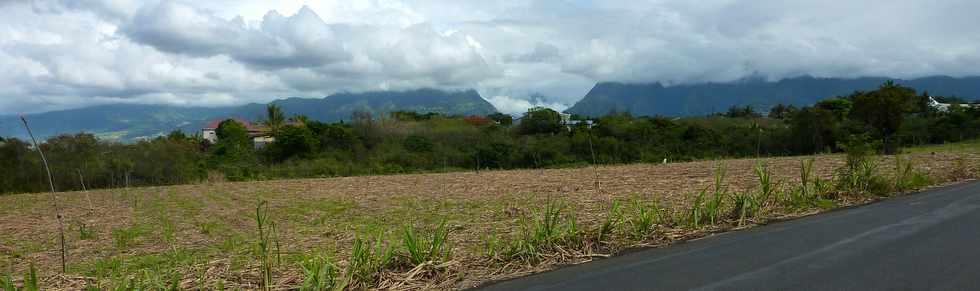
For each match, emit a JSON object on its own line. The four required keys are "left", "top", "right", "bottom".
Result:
{"left": 1, "top": 0, "right": 978, "bottom": 115}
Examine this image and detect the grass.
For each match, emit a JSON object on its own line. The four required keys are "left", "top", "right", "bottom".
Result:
{"left": 111, "top": 224, "right": 146, "bottom": 249}
{"left": 595, "top": 201, "right": 623, "bottom": 243}
{"left": 402, "top": 220, "right": 452, "bottom": 265}
{"left": 76, "top": 222, "right": 96, "bottom": 240}
{"left": 345, "top": 234, "right": 395, "bottom": 288}
{"left": 905, "top": 138, "right": 980, "bottom": 154}
{"left": 255, "top": 200, "right": 280, "bottom": 291}
{"left": 299, "top": 254, "right": 339, "bottom": 291}
{"left": 502, "top": 199, "right": 578, "bottom": 263}
{"left": 1, "top": 264, "right": 38, "bottom": 291}
{"left": 625, "top": 199, "right": 659, "bottom": 239}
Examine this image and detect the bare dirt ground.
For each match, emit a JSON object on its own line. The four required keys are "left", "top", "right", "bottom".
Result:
{"left": 1, "top": 152, "right": 977, "bottom": 289}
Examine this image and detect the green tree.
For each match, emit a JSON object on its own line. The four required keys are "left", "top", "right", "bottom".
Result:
{"left": 213, "top": 119, "right": 252, "bottom": 161}
{"left": 768, "top": 104, "right": 798, "bottom": 119}
{"left": 518, "top": 107, "right": 561, "bottom": 135}
{"left": 267, "top": 125, "right": 319, "bottom": 161}
{"left": 265, "top": 104, "right": 286, "bottom": 136}
{"left": 849, "top": 81, "right": 916, "bottom": 153}
{"left": 815, "top": 97, "right": 853, "bottom": 121}
{"left": 789, "top": 107, "right": 840, "bottom": 154}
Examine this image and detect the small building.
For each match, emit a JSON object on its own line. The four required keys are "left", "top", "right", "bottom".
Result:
{"left": 202, "top": 118, "right": 274, "bottom": 149}
{"left": 929, "top": 97, "right": 979, "bottom": 112}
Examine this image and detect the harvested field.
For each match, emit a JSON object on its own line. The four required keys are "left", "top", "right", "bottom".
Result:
{"left": 1, "top": 151, "right": 978, "bottom": 289}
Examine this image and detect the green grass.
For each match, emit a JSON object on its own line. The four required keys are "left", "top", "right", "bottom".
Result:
{"left": 345, "top": 234, "right": 395, "bottom": 288}
{"left": 299, "top": 254, "right": 339, "bottom": 291}
{"left": 254, "top": 200, "right": 280, "bottom": 291}
{"left": 595, "top": 201, "right": 623, "bottom": 243}
{"left": 503, "top": 199, "right": 577, "bottom": 263}
{"left": 112, "top": 224, "right": 147, "bottom": 249}
{"left": 402, "top": 220, "right": 451, "bottom": 265}
{"left": 625, "top": 199, "right": 659, "bottom": 239}
{"left": 906, "top": 138, "right": 980, "bottom": 154}
{"left": 1, "top": 264, "right": 38, "bottom": 291}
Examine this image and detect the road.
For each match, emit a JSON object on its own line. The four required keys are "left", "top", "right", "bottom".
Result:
{"left": 477, "top": 181, "right": 980, "bottom": 291}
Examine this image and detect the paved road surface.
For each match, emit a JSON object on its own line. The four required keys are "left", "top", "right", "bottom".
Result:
{"left": 478, "top": 181, "right": 980, "bottom": 291}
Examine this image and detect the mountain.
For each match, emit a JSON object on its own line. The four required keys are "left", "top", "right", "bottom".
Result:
{"left": 565, "top": 76, "right": 980, "bottom": 117}
{"left": 0, "top": 104, "right": 236, "bottom": 141}
{"left": 0, "top": 88, "right": 498, "bottom": 141}
{"left": 233, "top": 88, "right": 497, "bottom": 122}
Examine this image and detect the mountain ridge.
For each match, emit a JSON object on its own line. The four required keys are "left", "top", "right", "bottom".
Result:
{"left": 0, "top": 88, "right": 498, "bottom": 141}
{"left": 565, "top": 75, "right": 980, "bottom": 117}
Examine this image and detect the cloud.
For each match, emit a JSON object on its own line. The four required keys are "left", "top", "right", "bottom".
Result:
{"left": 486, "top": 95, "right": 569, "bottom": 115}
{"left": 1, "top": 0, "right": 979, "bottom": 114}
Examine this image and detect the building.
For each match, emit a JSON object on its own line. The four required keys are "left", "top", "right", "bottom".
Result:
{"left": 202, "top": 118, "right": 274, "bottom": 149}
{"left": 929, "top": 96, "right": 979, "bottom": 112}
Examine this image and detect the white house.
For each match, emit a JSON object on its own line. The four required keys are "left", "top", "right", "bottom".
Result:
{"left": 202, "top": 118, "right": 276, "bottom": 149}
{"left": 929, "top": 96, "right": 978, "bottom": 112}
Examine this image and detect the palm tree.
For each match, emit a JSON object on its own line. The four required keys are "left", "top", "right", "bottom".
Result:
{"left": 288, "top": 114, "right": 309, "bottom": 125}
{"left": 265, "top": 104, "right": 285, "bottom": 136}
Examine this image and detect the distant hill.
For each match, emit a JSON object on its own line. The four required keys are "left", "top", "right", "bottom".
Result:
{"left": 0, "top": 88, "right": 497, "bottom": 142}
{"left": 233, "top": 88, "right": 497, "bottom": 122}
{"left": 0, "top": 104, "right": 236, "bottom": 142}
{"left": 565, "top": 76, "right": 980, "bottom": 117}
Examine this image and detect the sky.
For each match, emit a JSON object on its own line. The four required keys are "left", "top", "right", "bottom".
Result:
{"left": 1, "top": 0, "right": 979, "bottom": 115}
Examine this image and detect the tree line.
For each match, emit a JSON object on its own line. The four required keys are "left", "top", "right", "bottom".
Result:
{"left": 2, "top": 81, "right": 978, "bottom": 194}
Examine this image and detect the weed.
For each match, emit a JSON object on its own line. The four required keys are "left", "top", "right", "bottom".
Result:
{"left": 687, "top": 188, "right": 707, "bottom": 228}
{"left": 625, "top": 199, "right": 659, "bottom": 239}
{"left": 77, "top": 222, "right": 96, "bottom": 240}
{"left": 705, "top": 166, "right": 728, "bottom": 225}
{"left": 345, "top": 233, "right": 395, "bottom": 288}
{"left": 299, "top": 255, "right": 338, "bottom": 291}
{"left": 503, "top": 199, "right": 575, "bottom": 262}
{"left": 254, "top": 200, "right": 279, "bottom": 291}
{"left": 402, "top": 220, "right": 452, "bottom": 265}
{"left": 754, "top": 162, "right": 775, "bottom": 205}
{"left": 894, "top": 157, "right": 932, "bottom": 193}
{"left": 1, "top": 264, "right": 39, "bottom": 291}
{"left": 730, "top": 192, "right": 758, "bottom": 226}
{"left": 596, "top": 201, "right": 623, "bottom": 243}
{"left": 483, "top": 231, "right": 501, "bottom": 260}
{"left": 112, "top": 224, "right": 145, "bottom": 249}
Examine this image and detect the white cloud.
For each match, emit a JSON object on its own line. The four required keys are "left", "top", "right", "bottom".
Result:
{"left": 1, "top": 0, "right": 979, "bottom": 114}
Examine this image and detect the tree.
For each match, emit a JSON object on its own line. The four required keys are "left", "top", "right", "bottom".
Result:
{"left": 265, "top": 104, "right": 285, "bottom": 136}
{"left": 815, "top": 97, "right": 852, "bottom": 121}
{"left": 403, "top": 135, "right": 434, "bottom": 153}
{"left": 288, "top": 114, "right": 309, "bottom": 125}
{"left": 266, "top": 125, "right": 318, "bottom": 161}
{"left": 213, "top": 119, "right": 251, "bottom": 161}
{"left": 849, "top": 81, "right": 916, "bottom": 153}
{"left": 518, "top": 107, "right": 561, "bottom": 135}
{"left": 487, "top": 112, "right": 513, "bottom": 126}
{"left": 725, "top": 105, "right": 761, "bottom": 118}
{"left": 768, "top": 104, "right": 798, "bottom": 119}
{"left": 789, "top": 107, "right": 840, "bottom": 154}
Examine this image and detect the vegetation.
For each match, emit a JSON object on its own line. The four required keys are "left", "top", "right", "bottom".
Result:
{"left": 2, "top": 82, "right": 979, "bottom": 195}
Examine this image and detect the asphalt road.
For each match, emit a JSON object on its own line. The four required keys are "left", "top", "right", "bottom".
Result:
{"left": 478, "top": 181, "right": 980, "bottom": 291}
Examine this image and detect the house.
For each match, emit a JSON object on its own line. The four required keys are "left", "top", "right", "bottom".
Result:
{"left": 202, "top": 118, "right": 274, "bottom": 149}
{"left": 929, "top": 96, "right": 979, "bottom": 112}
{"left": 559, "top": 112, "right": 597, "bottom": 130}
